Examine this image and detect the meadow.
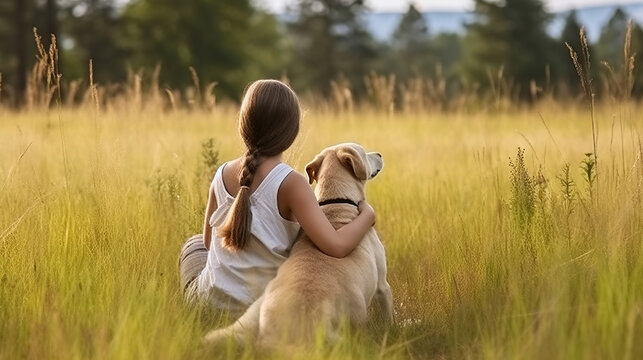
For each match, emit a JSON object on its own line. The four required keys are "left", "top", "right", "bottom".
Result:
{"left": 1, "top": 88, "right": 642, "bottom": 359}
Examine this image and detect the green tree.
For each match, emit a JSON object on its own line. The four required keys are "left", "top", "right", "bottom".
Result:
{"left": 596, "top": 8, "right": 643, "bottom": 68}
{"left": 0, "top": 0, "right": 126, "bottom": 104}
{"left": 123, "top": 0, "right": 284, "bottom": 97}
{"left": 0, "top": 0, "right": 51, "bottom": 104}
{"left": 0, "top": 0, "right": 21, "bottom": 103}
{"left": 391, "top": 3, "right": 434, "bottom": 81}
{"left": 463, "top": 0, "right": 555, "bottom": 99}
{"left": 393, "top": 4, "right": 428, "bottom": 46}
{"left": 596, "top": 8, "right": 643, "bottom": 96}
{"left": 432, "top": 32, "right": 463, "bottom": 80}
{"left": 288, "top": 0, "right": 377, "bottom": 94}
{"left": 561, "top": 10, "right": 583, "bottom": 55}
{"left": 61, "top": 0, "right": 129, "bottom": 83}
{"left": 243, "top": 12, "right": 290, "bottom": 85}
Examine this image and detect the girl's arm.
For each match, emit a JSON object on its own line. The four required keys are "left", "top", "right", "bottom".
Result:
{"left": 282, "top": 172, "right": 375, "bottom": 258}
{"left": 203, "top": 183, "right": 218, "bottom": 250}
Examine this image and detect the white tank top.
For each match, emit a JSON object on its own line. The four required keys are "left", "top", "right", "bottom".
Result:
{"left": 197, "top": 162, "right": 301, "bottom": 305}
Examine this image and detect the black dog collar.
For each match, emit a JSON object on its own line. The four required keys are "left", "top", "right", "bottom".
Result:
{"left": 318, "top": 198, "right": 359, "bottom": 207}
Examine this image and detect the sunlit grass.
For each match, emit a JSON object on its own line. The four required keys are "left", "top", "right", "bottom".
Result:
{"left": 1, "top": 101, "right": 642, "bottom": 359}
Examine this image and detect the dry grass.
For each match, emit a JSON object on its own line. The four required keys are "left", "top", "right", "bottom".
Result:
{"left": 1, "top": 27, "right": 643, "bottom": 360}
{"left": 1, "top": 98, "right": 642, "bottom": 359}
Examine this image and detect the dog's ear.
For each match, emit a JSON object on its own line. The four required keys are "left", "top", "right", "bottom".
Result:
{"left": 337, "top": 147, "right": 368, "bottom": 180}
{"left": 305, "top": 154, "right": 324, "bottom": 184}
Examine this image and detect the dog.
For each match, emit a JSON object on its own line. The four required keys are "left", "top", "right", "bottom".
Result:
{"left": 203, "top": 143, "right": 393, "bottom": 348}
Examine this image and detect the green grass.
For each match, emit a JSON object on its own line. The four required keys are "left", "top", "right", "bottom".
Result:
{"left": 1, "top": 102, "right": 642, "bottom": 359}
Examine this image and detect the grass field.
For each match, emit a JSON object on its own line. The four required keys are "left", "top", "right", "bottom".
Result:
{"left": 1, "top": 99, "right": 642, "bottom": 359}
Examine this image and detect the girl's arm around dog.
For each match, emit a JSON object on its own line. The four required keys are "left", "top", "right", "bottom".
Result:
{"left": 280, "top": 172, "right": 375, "bottom": 258}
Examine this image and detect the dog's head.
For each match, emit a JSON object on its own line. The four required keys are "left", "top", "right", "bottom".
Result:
{"left": 305, "top": 143, "right": 383, "bottom": 201}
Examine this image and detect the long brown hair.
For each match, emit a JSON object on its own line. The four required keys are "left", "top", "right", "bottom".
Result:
{"left": 218, "top": 80, "right": 301, "bottom": 251}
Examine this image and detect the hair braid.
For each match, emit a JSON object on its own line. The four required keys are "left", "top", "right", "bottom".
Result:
{"left": 239, "top": 149, "right": 261, "bottom": 187}
{"left": 218, "top": 150, "right": 261, "bottom": 251}
{"left": 218, "top": 79, "right": 300, "bottom": 252}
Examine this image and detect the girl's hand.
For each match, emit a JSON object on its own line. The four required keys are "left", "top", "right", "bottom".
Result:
{"left": 358, "top": 200, "right": 376, "bottom": 226}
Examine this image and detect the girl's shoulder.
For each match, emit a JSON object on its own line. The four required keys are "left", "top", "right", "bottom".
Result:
{"left": 215, "top": 158, "right": 241, "bottom": 197}
{"left": 279, "top": 169, "right": 312, "bottom": 203}
{"left": 219, "top": 158, "right": 240, "bottom": 181}
{"left": 280, "top": 169, "right": 308, "bottom": 190}
{"left": 276, "top": 167, "right": 310, "bottom": 222}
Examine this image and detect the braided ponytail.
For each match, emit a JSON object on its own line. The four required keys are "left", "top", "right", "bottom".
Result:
{"left": 217, "top": 79, "right": 300, "bottom": 251}
{"left": 219, "top": 150, "right": 260, "bottom": 251}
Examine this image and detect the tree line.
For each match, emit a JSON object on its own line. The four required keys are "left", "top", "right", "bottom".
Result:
{"left": 0, "top": 0, "right": 642, "bottom": 106}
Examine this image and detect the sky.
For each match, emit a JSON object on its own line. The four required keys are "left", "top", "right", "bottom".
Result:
{"left": 257, "top": 0, "right": 643, "bottom": 13}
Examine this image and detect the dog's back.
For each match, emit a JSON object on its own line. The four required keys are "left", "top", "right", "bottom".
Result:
{"left": 256, "top": 210, "right": 385, "bottom": 348}
{"left": 256, "top": 238, "right": 343, "bottom": 347}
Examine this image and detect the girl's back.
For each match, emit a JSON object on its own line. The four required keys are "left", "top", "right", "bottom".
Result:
{"left": 196, "top": 160, "right": 300, "bottom": 308}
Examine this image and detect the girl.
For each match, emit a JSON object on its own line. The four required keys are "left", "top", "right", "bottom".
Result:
{"left": 179, "top": 79, "right": 375, "bottom": 314}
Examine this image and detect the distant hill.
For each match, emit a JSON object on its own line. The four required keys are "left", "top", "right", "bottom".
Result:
{"left": 363, "top": 3, "right": 643, "bottom": 42}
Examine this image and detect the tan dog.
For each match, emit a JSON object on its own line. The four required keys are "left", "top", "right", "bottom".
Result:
{"left": 203, "top": 143, "right": 393, "bottom": 348}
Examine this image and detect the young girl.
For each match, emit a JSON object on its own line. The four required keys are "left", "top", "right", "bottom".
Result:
{"left": 179, "top": 79, "right": 375, "bottom": 314}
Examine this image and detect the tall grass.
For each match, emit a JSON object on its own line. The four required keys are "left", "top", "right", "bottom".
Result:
{"left": 1, "top": 29, "right": 643, "bottom": 360}
{"left": 2, "top": 98, "right": 642, "bottom": 359}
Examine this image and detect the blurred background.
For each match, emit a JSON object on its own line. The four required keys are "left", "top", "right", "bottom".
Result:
{"left": 1, "top": 0, "right": 642, "bottom": 107}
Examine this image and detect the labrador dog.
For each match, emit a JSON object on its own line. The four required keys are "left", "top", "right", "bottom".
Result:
{"left": 203, "top": 143, "right": 393, "bottom": 348}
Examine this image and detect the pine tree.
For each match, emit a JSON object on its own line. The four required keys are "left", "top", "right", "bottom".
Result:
{"left": 463, "top": 0, "right": 555, "bottom": 99}
{"left": 596, "top": 8, "right": 643, "bottom": 96}
{"left": 391, "top": 4, "right": 434, "bottom": 81}
{"left": 393, "top": 4, "right": 428, "bottom": 47}
{"left": 288, "top": 0, "right": 377, "bottom": 94}
{"left": 561, "top": 10, "right": 583, "bottom": 56}
{"left": 596, "top": 8, "right": 643, "bottom": 68}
